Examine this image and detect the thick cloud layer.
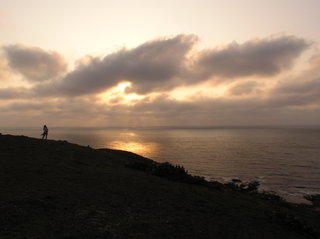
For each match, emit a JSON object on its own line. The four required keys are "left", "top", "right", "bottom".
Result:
{"left": 194, "top": 36, "right": 309, "bottom": 81}
{"left": 270, "top": 52, "right": 320, "bottom": 107}
{"left": 227, "top": 81, "right": 262, "bottom": 96}
{"left": 1, "top": 90, "right": 319, "bottom": 127}
{"left": 3, "top": 44, "right": 67, "bottom": 82}
{"left": 0, "top": 87, "right": 33, "bottom": 99}
{"left": 0, "top": 34, "right": 319, "bottom": 127}
{"left": 35, "top": 35, "right": 197, "bottom": 96}
{"left": 33, "top": 34, "right": 309, "bottom": 97}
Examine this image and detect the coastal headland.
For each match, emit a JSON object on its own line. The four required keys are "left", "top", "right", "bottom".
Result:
{"left": 0, "top": 134, "right": 319, "bottom": 238}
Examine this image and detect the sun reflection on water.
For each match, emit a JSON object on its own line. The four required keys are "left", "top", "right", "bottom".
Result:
{"left": 108, "top": 134, "right": 158, "bottom": 158}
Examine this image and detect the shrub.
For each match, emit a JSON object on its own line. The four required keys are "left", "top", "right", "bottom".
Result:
{"left": 304, "top": 194, "right": 320, "bottom": 207}
{"left": 247, "top": 181, "right": 260, "bottom": 192}
{"left": 127, "top": 160, "right": 208, "bottom": 185}
{"left": 152, "top": 162, "right": 189, "bottom": 180}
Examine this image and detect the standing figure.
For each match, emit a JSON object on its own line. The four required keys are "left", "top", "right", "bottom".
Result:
{"left": 42, "top": 125, "right": 48, "bottom": 139}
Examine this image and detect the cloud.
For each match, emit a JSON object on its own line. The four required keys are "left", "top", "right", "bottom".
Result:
{"left": 227, "top": 81, "right": 262, "bottom": 96}
{"left": 3, "top": 44, "right": 67, "bottom": 82}
{"left": 35, "top": 34, "right": 197, "bottom": 96}
{"left": 193, "top": 36, "right": 309, "bottom": 82}
{"left": 2, "top": 85, "right": 320, "bottom": 127}
{"left": 0, "top": 101, "right": 48, "bottom": 112}
{"left": 1, "top": 34, "right": 319, "bottom": 127}
{"left": 0, "top": 87, "right": 33, "bottom": 99}
{"left": 268, "top": 78, "right": 320, "bottom": 108}
{"left": 0, "top": 57, "right": 11, "bottom": 81}
{"left": 132, "top": 94, "right": 195, "bottom": 113}
{"left": 105, "top": 95, "right": 320, "bottom": 126}
{"left": 269, "top": 52, "right": 320, "bottom": 107}
{"left": 34, "top": 35, "right": 308, "bottom": 97}
{"left": 274, "top": 78, "right": 320, "bottom": 96}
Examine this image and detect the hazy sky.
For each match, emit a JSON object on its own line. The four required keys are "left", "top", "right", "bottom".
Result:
{"left": 0, "top": 0, "right": 320, "bottom": 127}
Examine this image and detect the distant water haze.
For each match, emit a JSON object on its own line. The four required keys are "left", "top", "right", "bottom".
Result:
{"left": 2, "top": 127, "right": 320, "bottom": 203}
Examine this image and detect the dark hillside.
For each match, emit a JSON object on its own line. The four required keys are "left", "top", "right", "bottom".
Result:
{"left": 0, "top": 134, "right": 319, "bottom": 239}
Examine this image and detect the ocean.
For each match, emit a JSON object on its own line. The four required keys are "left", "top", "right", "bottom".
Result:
{"left": 1, "top": 127, "right": 320, "bottom": 203}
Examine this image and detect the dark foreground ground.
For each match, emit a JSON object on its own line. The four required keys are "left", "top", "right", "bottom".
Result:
{"left": 0, "top": 134, "right": 319, "bottom": 239}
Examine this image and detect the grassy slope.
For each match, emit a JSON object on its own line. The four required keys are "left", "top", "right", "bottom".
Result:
{"left": 0, "top": 134, "right": 319, "bottom": 239}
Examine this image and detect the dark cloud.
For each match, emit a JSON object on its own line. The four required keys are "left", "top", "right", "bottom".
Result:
{"left": 153, "top": 95, "right": 319, "bottom": 125}
{"left": 0, "top": 101, "right": 48, "bottom": 112}
{"left": 3, "top": 44, "right": 67, "bottom": 82}
{"left": 1, "top": 86, "right": 320, "bottom": 127}
{"left": 270, "top": 53, "right": 320, "bottom": 107}
{"left": 107, "top": 95, "right": 320, "bottom": 126}
{"left": 35, "top": 35, "right": 197, "bottom": 96}
{"left": 274, "top": 78, "right": 320, "bottom": 95}
{"left": 193, "top": 36, "right": 309, "bottom": 81}
{"left": 0, "top": 87, "right": 33, "bottom": 99}
{"left": 34, "top": 35, "right": 308, "bottom": 97}
{"left": 1, "top": 34, "right": 319, "bottom": 127}
{"left": 269, "top": 77, "right": 320, "bottom": 108}
{"left": 0, "top": 97, "right": 108, "bottom": 127}
{"left": 228, "top": 81, "right": 262, "bottom": 96}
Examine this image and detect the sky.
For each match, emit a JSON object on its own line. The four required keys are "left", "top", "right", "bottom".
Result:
{"left": 0, "top": 0, "right": 320, "bottom": 127}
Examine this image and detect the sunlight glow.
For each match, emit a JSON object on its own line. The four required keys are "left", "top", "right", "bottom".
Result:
{"left": 108, "top": 140, "right": 158, "bottom": 158}
{"left": 111, "top": 141, "right": 145, "bottom": 152}
{"left": 116, "top": 82, "right": 131, "bottom": 92}
{"left": 97, "top": 82, "right": 144, "bottom": 105}
{"left": 106, "top": 130, "right": 159, "bottom": 157}
{"left": 170, "top": 83, "right": 229, "bottom": 101}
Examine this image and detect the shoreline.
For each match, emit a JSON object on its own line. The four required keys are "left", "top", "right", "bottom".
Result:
{"left": 1, "top": 130, "right": 316, "bottom": 204}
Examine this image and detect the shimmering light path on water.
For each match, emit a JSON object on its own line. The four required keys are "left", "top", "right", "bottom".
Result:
{"left": 2, "top": 127, "right": 320, "bottom": 203}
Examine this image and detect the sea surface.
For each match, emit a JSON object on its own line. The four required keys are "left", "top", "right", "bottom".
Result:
{"left": 2, "top": 127, "right": 320, "bottom": 203}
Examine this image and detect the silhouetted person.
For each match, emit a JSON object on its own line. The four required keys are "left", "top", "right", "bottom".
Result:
{"left": 41, "top": 125, "right": 48, "bottom": 139}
